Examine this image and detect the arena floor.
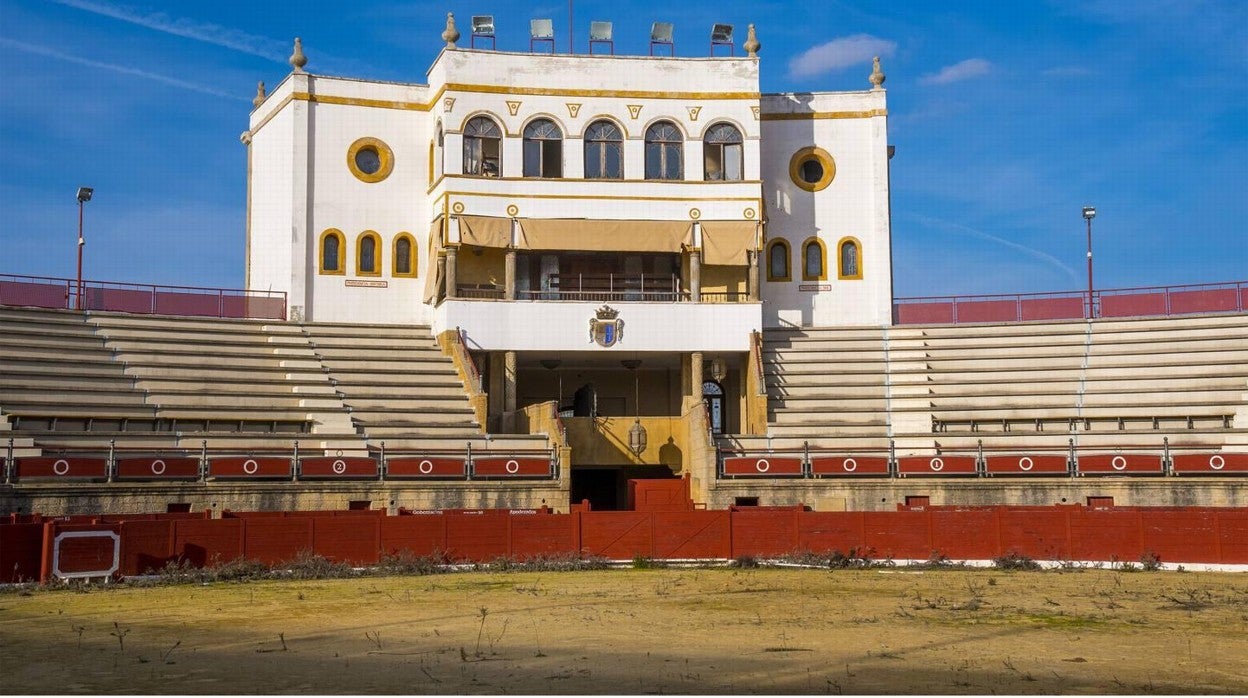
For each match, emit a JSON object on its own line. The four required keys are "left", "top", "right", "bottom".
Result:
{"left": 2, "top": 567, "right": 1246, "bottom": 694}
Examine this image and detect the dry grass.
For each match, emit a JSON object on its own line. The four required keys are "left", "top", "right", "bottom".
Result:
{"left": 1, "top": 568, "right": 1246, "bottom": 694}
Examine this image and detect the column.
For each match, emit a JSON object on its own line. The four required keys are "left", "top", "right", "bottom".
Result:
{"left": 690, "top": 250, "right": 702, "bottom": 302}
{"left": 747, "top": 249, "right": 760, "bottom": 301}
{"left": 503, "top": 350, "right": 518, "bottom": 432}
{"left": 504, "top": 248, "right": 517, "bottom": 300}
{"left": 691, "top": 351, "right": 704, "bottom": 403}
{"left": 445, "top": 246, "right": 458, "bottom": 299}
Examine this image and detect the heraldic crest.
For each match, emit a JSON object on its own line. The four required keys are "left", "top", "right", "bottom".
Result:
{"left": 589, "top": 305, "right": 624, "bottom": 347}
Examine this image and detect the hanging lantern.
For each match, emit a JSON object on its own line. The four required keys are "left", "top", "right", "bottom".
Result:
{"left": 628, "top": 418, "right": 648, "bottom": 457}
{"left": 709, "top": 357, "right": 727, "bottom": 382}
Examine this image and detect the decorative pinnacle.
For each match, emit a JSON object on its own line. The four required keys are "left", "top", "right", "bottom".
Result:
{"left": 869, "top": 56, "right": 885, "bottom": 90}
{"left": 442, "top": 12, "right": 460, "bottom": 49}
{"left": 289, "top": 37, "right": 307, "bottom": 73}
{"left": 252, "top": 81, "right": 266, "bottom": 108}
{"left": 239, "top": 130, "right": 253, "bottom": 146}
{"left": 743, "top": 24, "right": 760, "bottom": 58}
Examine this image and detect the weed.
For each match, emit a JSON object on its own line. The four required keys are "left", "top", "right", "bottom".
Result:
{"left": 992, "top": 551, "right": 1040, "bottom": 571}
{"left": 109, "top": 621, "right": 130, "bottom": 653}
{"left": 474, "top": 607, "right": 489, "bottom": 655}
{"left": 632, "top": 555, "right": 665, "bottom": 570}
{"left": 1139, "top": 552, "right": 1163, "bottom": 572}
{"left": 284, "top": 550, "right": 354, "bottom": 580}
{"left": 732, "top": 555, "right": 760, "bottom": 569}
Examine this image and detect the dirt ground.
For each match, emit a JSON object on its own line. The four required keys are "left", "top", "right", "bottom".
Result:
{"left": 1, "top": 566, "right": 1246, "bottom": 695}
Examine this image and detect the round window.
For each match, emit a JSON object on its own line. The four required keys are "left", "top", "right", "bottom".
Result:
{"left": 346, "top": 137, "right": 394, "bottom": 183}
{"left": 354, "top": 147, "right": 381, "bottom": 175}
{"left": 788, "top": 147, "right": 835, "bottom": 192}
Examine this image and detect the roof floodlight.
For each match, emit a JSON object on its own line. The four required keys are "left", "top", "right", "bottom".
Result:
{"left": 650, "top": 22, "right": 675, "bottom": 56}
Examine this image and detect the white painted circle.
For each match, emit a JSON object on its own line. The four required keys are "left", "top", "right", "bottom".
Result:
{"left": 243, "top": 459, "right": 259, "bottom": 474}
{"left": 842, "top": 458, "right": 857, "bottom": 472}
{"left": 1019, "top": 457, "right": 1034, "bottom": 471}
{"left": 418, "top": 460, "right": 434, "bottom": 474}
{"left": 332, "top": 459, "right": 347, "bottom": 474}
{"left": 1210, "top": 455, "right": 1225, "bottom": 471}
{"left": 505, "top": 460, "right": 520, "bottom": 474}
{"left": 755, "top": 458, "right": 770, "bottom": 473}
{"left": 53, "top": 459, "right": 70, "bottom": 476}
{"left": 1111, "top": 456, "right": 1127, "bottom": 471}
{"left": 150, "top": 459, "right": 166, "bottom": 475}
{"left": 929, "top": 457, "right": 944, "bottom": 472}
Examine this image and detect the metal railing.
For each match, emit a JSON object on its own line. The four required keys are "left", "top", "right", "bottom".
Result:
{"left": 0, "top": 273, "right": 287, "bottom": 320}
{"left": 516, "top": 273, "right": 682, "bottom": 302}
{"left": 894, "top": 279, "right": 1246, "bottom": 325}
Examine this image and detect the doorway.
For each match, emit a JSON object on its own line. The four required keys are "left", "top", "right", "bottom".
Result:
{"left": 703, "top": 380, "right": 724, "bottom": 435}
{"left": 571, "top": 466, "right": 678, "bottom": 510}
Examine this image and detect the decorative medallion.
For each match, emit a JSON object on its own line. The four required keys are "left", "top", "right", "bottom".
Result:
{"left": 750, "top": 105, "right": 761, "bottom": 120}
{"left": 743, "top": 207, "right": 756, "bottom": 220}
{"left": 686, "top": 106, "right": 702, "bottom": 121}
{"left": 443, "top": 97, "right": 456, "bottom": 112}
{"left": 688, "top": 208, "right": 701, "bottom": 220}
{"left": 506, "top": 100, "right": 522, "bottom": 116}
{"left": 451, "top": 201, "right": 465, "bottom": 213}
{"left": 626, "top": 104, "right": 643, "bottom": 119}
{"left": 506, "top": 204, "right": 519, "bottom": 217}
{"left": 589, "top": 305, "right": 624, "bottom": 348}
{"left": 566, "top": 103, "right": 582, "bottom": 118}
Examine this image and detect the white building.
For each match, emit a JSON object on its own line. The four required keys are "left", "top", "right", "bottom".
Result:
{"left": 244, "top": 18, "right": 893, "bottom": 450}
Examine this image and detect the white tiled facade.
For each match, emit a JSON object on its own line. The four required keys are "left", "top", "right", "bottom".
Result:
{"left": 245, "top": 45, "right": 893, "bottom": 349}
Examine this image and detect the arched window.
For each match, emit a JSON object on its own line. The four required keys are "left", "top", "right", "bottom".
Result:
{"left": 838, "top": 237, "right": 862, "bottom": 280}
{"left": 645, "top": 121, "right": 683, "bottom": 180}
{"left": 319, "top": 229, "right": 345, "bottom": 275}
{"left": 356, "top": 231, "right": 381, "bottom": 276}
{"left": 703, "top": 380, "right": 725, "bottom": 435}
{"left": 703, "top": 123, "right": 743, "bottom": 181}
{"left": 766, "top": 239, "right": 791, "bottom": 282}
{"left": 463, "top": 116, "right": 502, "bottom": 177}
{"left": 801, "top": 237, "right": 827, "bottom": 281}
{"left": 584, "top": 120, "right": 623, "bottom": 179}
{"left": 522, "top": 118, "right": 563, "bottom": 178}
{"left": 393, "top": 233, "right": 416, "bottom": 277}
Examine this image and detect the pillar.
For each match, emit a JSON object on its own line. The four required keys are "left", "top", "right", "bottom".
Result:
{"left": 503, "top": 350, "right": 518, "bottom": 432}
{"left": 445, "top": 246, "right": 458, "bottom": 299}
{"left": 504, "top": 248, "right": 516, "bottom": 300}
{"left": 690, "top": 250, "right": 702, "bottom": 302}
{"left": 436, "top": 253, "right": 447, "bottom": 301}
{"left": 747, "top": 249, "right": 759, "bottom": 301}
{"left": 691, "top": 351, "right": 704, "bottom": 404}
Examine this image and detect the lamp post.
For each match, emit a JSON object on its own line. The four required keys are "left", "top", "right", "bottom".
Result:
{"left": 622, "top": 360, "right": 646, "bottom": 458}
{"left": 76, "top": 187, "right": 94, "bottom": 310}
{"left": 1082, "top": 206, "right": 1096, "bottom": 319}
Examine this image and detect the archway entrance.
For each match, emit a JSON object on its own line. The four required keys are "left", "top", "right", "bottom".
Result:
{"left": 570, "top": 465, "right": 677, "bottom": 511}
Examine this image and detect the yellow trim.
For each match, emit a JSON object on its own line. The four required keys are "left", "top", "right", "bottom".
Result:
{"left": 318, "top": 229, "right": 346, "bottom": 275}
{"left": 392, "top": 232, "right": 417, "bottom": 277}
{"left": 347, "top": 137, "right": 394, "bottom": 184}
{"left": 761, "top": 109, "right": 888, "bottom": 121}
{"left": 789, "top": 146, "right": 836, "bottom": 193}
{"left": 355, "top": 231, "right": 383, "bottom": 277}
{"left": 800, "top": 236, "right": 828, "bottom": 281}
{"left": 446, "top": 189, "right": 761, "bottom": 203}
{"left": 292, "top": 91, "right": 435, "bottom": 112}
{"left": 837, "top": 236, "right": 863, "bottom": 280}
{"left": 765, "top": 238, "right": 791, "bottom": 282}
{"left": 427, "top": 140, "right": 435, "bottom": 185}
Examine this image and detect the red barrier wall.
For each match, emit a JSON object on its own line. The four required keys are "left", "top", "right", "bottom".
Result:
{"left": 1100, "top": 292, "right": 1166, "bottom": 318}
{"left": 581, "top": 512, "right": 654, "bottom": 560}
{"left": 1020, "top": 297, "right": 1084, "bottom": 321}
{"left": 956, "top": 299, "right": 1017, "bottom": 323}
{"left": 653, "top": 511, "right": 731, "bottom": 559}
{"left": 313, "top": 516, "right": 381, "bottom": 566}
{"left": 380, "top": 515, "right": 447, "bottom": 557}
{"left": 797, "top": 512, "right": 865, "bottom": 553}
{"left": 242, "top": 518, "right": 314, "bottom": 565}
{"left": 730, "top": 508, "right": 801, "bottom": 557}
{"left": 120, "top": 520, "right": 176, "bottom": 575}
{"left": 115, "top": 457, "right": 201, "bottom": 480}
{"left": 895, "top": 301, "right": 954, "bottom": 324}
{"left": 0, "top": 523, "right": 44, "bottom": 582}
{"left": 173, "top": 518, "right": 243, "bottom": 567}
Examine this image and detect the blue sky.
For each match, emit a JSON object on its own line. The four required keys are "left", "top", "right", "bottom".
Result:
{"left": 1, "top": 0, "right": 1244, "bottom": 297}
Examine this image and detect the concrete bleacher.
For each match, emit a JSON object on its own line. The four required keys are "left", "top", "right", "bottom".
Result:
{"left": 728, "top": 313, "right": 1248, "bottom": 459}
{"left": 0, "top": 307, "right": 546, "bottom": 460}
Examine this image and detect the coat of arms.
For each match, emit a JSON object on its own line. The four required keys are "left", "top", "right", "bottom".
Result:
{"left": 589, "top": 305, "right": 624, "bottom": 347}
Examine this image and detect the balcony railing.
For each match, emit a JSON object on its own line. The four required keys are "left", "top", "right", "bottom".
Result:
{"left": 518, "top": 273, "right": 684, "bottom": 302}
{"left": 0, "top": 273, "right": 287, "bottom": 320}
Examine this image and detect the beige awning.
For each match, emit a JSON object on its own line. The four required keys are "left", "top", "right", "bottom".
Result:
{"left": 700, "top": 221, "right": 758, "bottom": 266}
{"left": 422, "top": 217, "right": 444, "bottom": 303}
{"left": 517, "top": 219, "right": 693, "bottom": 252}
{"left": 458, "top": 215, "right": 513, "bottom": 249}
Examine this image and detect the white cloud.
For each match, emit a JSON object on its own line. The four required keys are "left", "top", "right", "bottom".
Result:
{"left": 787, "top": 34, "right": 896, "bottom": 80}
{"left": 50, "top": 0, "right": 287, "bottom": 62}
{"left": 919, "top": 58, "right": 992, "bottom": 85}
{"left": 0, "top": 37, "right": 248, "bottom": 101}
{"left": 909, "top": 214, "right": 1078, "bottom": 281}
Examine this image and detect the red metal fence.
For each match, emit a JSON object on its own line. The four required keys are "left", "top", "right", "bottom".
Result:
{"left": 893, "top": 280, "right": 1247, "bottom": 325}
{"left": 0, "top": 273, "right": 286, "bottom": 320}
{"left": 4, "top": 504, "right": 1247, "bottom": 582}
